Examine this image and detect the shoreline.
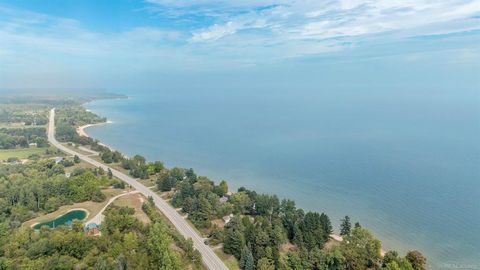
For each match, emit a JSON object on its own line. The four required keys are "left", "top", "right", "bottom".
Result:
{"left": 78, "top": 99, "right": 391, "bottom": 257}
{"left": 77, "top": 121, "right": 116, "bottom": 151}
{"left": 77, "top": 121, "right": 113, "bottom": 138}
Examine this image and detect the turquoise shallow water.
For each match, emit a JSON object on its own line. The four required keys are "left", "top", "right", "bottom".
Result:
{"left": 85, "top": 88, "right": 480, "bottom": 269}
{"left": 33, "top": 210, "right": 87, "bottom": 229}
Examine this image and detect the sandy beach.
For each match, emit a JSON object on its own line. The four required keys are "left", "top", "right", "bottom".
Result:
{"left": 77, "top": 121, "right": 112, "bottom": 138}
{"left": 77, "top": 121, "right": 117, "bottom": 152}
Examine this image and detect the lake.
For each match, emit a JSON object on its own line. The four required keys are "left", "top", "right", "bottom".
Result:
{"left": 33, "top": 210, "right": 88, "bottom": 230}
{"left": 85, "top": 88, "right": 480, "bottom": 269}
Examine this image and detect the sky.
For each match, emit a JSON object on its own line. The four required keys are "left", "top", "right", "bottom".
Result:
{"left": 0, "top": 0, "right": 479, "bottom": 91}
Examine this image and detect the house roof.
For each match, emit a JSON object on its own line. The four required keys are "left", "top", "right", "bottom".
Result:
{"left": 85, "top": 223, "right": 98, "bottom": 230}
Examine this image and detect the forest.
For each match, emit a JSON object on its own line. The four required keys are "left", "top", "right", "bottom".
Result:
{"left": 0, "top": 127, "right": 48, "bottom": 149}
{"left": 0, "top": 157, "right": 202, "bottom": 269}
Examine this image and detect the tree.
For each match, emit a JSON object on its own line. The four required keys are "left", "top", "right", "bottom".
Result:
{"left": 340, "top": 216, "right": 351, "bottom": 236}
{"left": 153, "top": 161, "right": 164, "bottom": 173}
{"left": 406, "top": 251, "right": 426, "bottom": 270}
{"left": 146, "top": 223, "right": 180, "bottom": 269}
{"left": 257, "top": 257, "right": 275, "bottom": 270}
{"left": 158, "top": 175, "right": 174, "bottom": 192}
{"left": 340, "top": 227, "right": 381, "bottom": 270}
{"left": 107, "top": 168, "right": 113, "bottom": 179}
{"left": 224, "top": 217, "right": 245, "bottom": 258}
{"left": 325, "top": 247, "right": 346, "bottom": 270}
{"left": 239, "top": 246, "right": 254, "bottom": 270}
{"left": 219, "top": 180, "right": 228, "bottom": 195}
{"left": 73, "top": 155, "right": 80, "bottom": 163}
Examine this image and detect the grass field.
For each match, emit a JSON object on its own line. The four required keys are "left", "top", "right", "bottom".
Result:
{"left": 0, "top": 147, "right": 53, "bottom": 161}
{"left": 214, "top": 249, "right": 240, "bottom": 270}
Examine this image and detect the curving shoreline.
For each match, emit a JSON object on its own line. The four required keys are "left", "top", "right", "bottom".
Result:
{"left": 77, "top": 120, "right": 117, "bottom": 151}
{"left": 77, "top": 121, "right": 113, "bottom": 138}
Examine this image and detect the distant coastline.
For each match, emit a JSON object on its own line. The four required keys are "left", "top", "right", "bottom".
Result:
{"left": 78, "top": 100, "right": 389, "bottom": 256}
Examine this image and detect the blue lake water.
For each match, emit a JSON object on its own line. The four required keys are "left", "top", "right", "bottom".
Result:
{"left": 85, "top": 88, "right": 480, "bottom": 269}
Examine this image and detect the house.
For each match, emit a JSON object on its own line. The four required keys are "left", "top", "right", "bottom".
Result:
{"left": 219, "top": 196, "right": 228, "bottom": 204}
{"left": 85, "top": 223, "right": 98, "bottom": 231}
{"left": 29, "top": 142, "right": 37, "bottom": 147}
{"left": 85, "top": 223, "right": 101, "bottom": 236}
{"left": 222, "top": 213, "right": 234, "bottom": 224}
{"left": 88, "top": 227, "right": 101, "bottom": 236}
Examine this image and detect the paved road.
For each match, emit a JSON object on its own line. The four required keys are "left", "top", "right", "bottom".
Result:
{"left": 48, "top": 109, "right": 228, "bottom": 270}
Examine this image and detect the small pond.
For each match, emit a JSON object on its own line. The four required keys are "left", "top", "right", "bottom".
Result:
{"left": 33, "top": 209, "right": 88, "bottom": 230}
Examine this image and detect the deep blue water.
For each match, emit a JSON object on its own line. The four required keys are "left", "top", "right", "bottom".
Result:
{"left": 86, "top": 88, "right": 480, "bottom": 269}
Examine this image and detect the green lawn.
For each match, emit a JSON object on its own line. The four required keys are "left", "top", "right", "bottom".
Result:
{"left": 214, "top": 249, "right": 240, "bottom": 270}
{"left": 0, "top": 147, "right": 52, "bottom": 161}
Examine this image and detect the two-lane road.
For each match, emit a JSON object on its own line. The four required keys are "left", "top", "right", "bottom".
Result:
{"left": 48, "top": 109, "right": 228, "bottom": 270}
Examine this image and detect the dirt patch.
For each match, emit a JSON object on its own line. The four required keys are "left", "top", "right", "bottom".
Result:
{"left": 281, "top": 241, "right": 298, "bottom": 252}
{"left": 211, "top": 218, "right": 226, "bottom": 229}
{"left": 324, "top": 238, "right": 341, "bottom": 250}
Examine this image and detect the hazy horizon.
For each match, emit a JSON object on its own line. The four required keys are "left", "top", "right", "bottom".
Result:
{"left": 0, "top": 1, "right": 479, "bottom": 92}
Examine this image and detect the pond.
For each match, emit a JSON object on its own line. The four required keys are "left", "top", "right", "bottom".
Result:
{"left": 33, "top": 209, "right": 88, "bottom": 230}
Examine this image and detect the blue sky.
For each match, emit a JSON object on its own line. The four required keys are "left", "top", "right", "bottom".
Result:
{"left": 0, "top": 0, "right": 479, "bottom": 91}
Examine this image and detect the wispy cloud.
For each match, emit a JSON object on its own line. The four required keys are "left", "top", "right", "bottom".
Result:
{"left": 0, "top": 0, "right": 479, "bottom": 88}
{"left": 180, "top": 0, "right": 480, "bottom": 44}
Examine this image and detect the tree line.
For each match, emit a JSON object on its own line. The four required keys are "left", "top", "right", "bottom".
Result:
{"left": 158, "top": 166, "right": 426, "bottom": 270}
{"left": 0, "top": 127, "right": 48, "bottom": 149}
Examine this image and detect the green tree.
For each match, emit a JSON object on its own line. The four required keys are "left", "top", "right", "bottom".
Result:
{"left": 406, "top": 251, "right": 426, "bottom": 270}
{"left": 340, "top": 216, "right": 351, "bottom": 236}
{"left": 257, "top": 257, "right": 275, "bottom": 270}
{"left": 146, "top": 223, "right": 180, "bottom": 270}
{"left": 73, "top": 155, "right": 80, "bottom": 163}
{"left": 219, "top": 180, "right": 228, "bottom": 195}
{"left": 239, "top": 246, "right": 254, "bottom": 270}
{"left": 340, "top": 227, "right": 381, "bottom": 270}
{"left": 153, "top": 161, "right": 164, "bottom": 173}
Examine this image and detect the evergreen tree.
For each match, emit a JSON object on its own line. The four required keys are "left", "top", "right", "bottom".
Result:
{"left": 340, "top": 216, "right": 351, "bottom": 236}
{"left": 73, "top": 155, "right": 80, "bottom": 163}
{"left": 107, "top": 168, "right": 113, "bottom": 179}
{"left": 257, "top": 257, "right": 275, "bottom": 270}
{"left": 239, "top": 246, "right": 254, "bottom": 270}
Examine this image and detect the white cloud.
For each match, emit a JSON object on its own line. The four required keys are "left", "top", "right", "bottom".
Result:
{"left": 0, "top": 0, "right": 479, "bottom": 78}
{"left": 158, "top": 0, "right": 480, "bottom": 45}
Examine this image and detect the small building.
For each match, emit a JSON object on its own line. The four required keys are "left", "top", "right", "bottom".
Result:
{"left": 85, "top": 223, "right": 98, "bottom": 231}
{"left": 85, "top": 223, "right": 101, "bottom": 236}
{"left": 88, "top": 227, "right": 101, "bottom": 236}
{"left": 219, "top": 196, "right": 229, "bottom": 204}
{"left": 54, "top": 157, "right": 64, "bottom": 164}
{"left": 29, "top": 142, "right": 37, "bottom": 147}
